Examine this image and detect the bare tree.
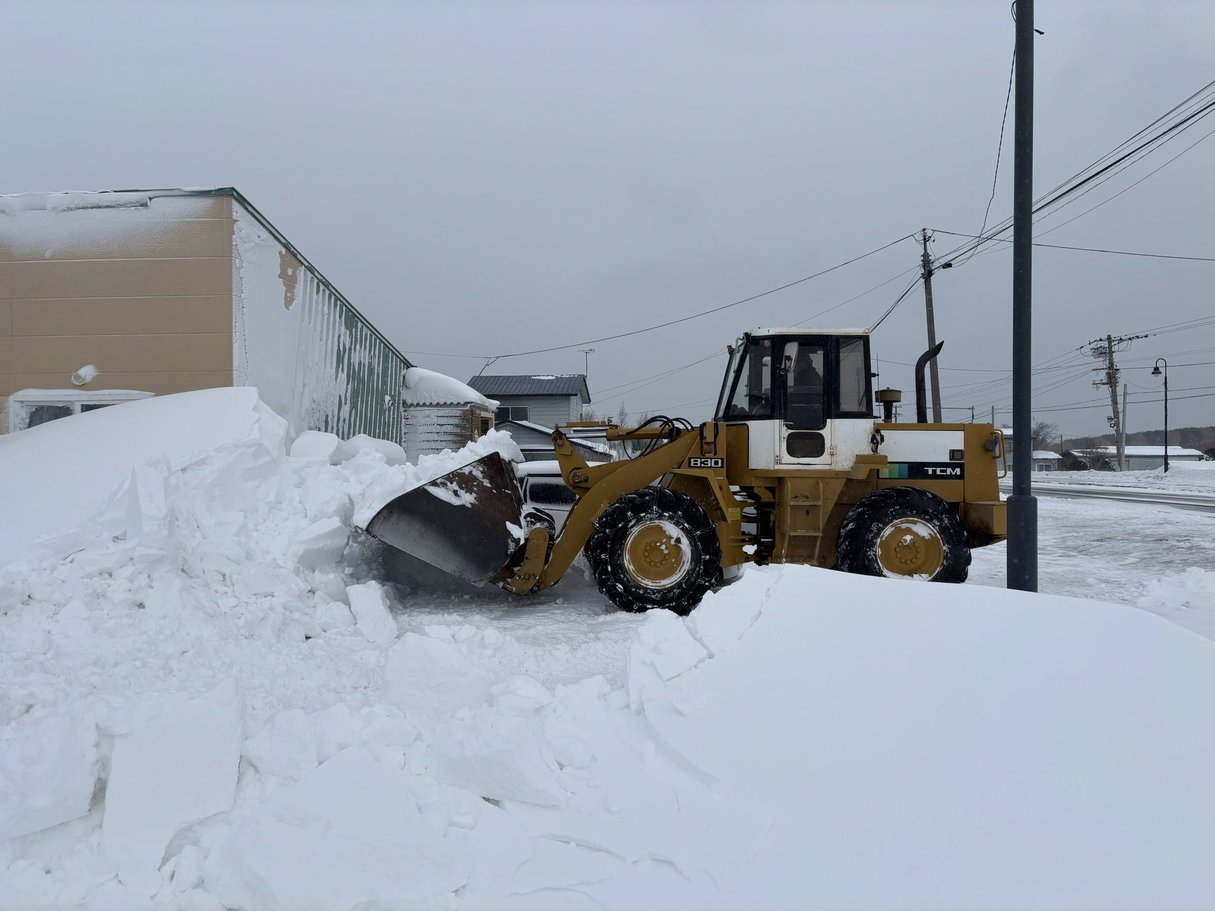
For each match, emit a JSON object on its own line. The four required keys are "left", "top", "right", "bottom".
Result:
{"left": 1031, "top": 420, "right": 1059, "bottom": 452}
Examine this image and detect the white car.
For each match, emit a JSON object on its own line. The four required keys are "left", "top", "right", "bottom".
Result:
{"left": 515, "top": 460, "right": 577, "bottom": 533}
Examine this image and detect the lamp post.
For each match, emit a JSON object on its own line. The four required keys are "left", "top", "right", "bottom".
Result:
{"left": 1151, "top": 358, "right": 1169, "bottom": 473}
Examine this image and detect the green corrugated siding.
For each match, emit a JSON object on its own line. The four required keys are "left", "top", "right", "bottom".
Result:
{"left": 296, "top": 271, "right": 410, "bottom": 443}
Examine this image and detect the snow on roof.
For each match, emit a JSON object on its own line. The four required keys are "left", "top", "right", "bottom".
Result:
{"left": 497, "top": 419, "right": 613, "bottom": 455}
{"left": 467, "top": 375, "right": 590, "bottom": 403}
{"left": 401, "top": 367, "right": 496, "bottom": 409}
{"left": 1032, "top": 451, "right": 1062, "bottom": 460}
{"left": 1088, "top": 445, "right": 1207, "bottom": 458}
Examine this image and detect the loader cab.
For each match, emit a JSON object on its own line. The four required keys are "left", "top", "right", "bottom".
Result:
{"left": 715, "top": 330, "right": 874, "bottom": 470}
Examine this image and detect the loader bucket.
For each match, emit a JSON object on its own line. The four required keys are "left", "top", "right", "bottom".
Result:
{"left": 363, "top": 452, "right": 525, "bottom": 586}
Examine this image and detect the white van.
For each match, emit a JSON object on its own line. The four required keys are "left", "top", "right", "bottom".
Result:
{"left": 515, "top": 460, "right": 577, "bottom": 533}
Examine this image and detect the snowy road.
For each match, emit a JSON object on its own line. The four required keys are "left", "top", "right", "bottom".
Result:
{"left": 1001, "top": 480, "right": 1215, "bottom": 514}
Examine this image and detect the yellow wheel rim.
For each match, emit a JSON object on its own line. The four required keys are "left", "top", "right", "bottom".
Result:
{"left": 875, "top": 518, "right": 945, "bottom": 578}
{"left": 622, "top": 519, "right": 691, "bottom": 589}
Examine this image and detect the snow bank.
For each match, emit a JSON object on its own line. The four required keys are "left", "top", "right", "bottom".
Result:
{"left": 0, "top": 387, "right": 284, "bottom": 558}
{"left": 3, "top": 388, "right": 1215, "bottom": 910}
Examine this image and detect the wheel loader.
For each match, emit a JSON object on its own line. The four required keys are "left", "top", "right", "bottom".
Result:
{"left": 365, "top": 329, "right": 1007, "bottom": 614}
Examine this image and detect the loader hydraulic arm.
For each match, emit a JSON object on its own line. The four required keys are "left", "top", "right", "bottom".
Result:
{"left": 504, "top": 428, "right": 704, "bottom": 593}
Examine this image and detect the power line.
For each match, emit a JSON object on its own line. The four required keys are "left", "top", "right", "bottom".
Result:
{"left": 958, "top": 43, "right": 1016, "bottom": 269}
{"left": 868, "top": 276, "right": 923, "bottom": 331}
{"left": 932, "top": 230, "right": 1215, "bottom": 263}
{"left": 935, "top": 81, "right": 1215, "bottom": 266}
{"left": 405, "top": 233, "right": 915, "bottom": 362}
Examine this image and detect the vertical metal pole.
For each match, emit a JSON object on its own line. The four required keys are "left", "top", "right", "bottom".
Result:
{"left": 1120, "top": 382, "right": 1128, "bottom": 470}
{"left": 920, "top": 229, "right": 943, "bottom": 423}
{"left": 1163, "top": 366, "right": 1169, "bottom": 472}
{"left": 1007, "top": 0, "right": 1037, "bottom": 591}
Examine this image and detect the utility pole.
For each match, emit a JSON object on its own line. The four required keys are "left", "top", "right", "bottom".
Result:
{"left": 1088, "top": 332, "right": 1146, "bottom": 472}
{"left": 579, "top": 348, "right": 595, "bottom": 383}
{"left": 1007, "top": 0, "right": 1037, "bottom": 592}
{"left": 919, "top": 229, "right": 943, "bottom": 423}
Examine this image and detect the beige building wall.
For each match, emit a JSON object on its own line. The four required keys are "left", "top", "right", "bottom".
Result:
{"left": 0, "top": 194, "right": 236, "bottom": 430}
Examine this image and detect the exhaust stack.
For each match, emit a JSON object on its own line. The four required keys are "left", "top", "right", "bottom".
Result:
{"left": 915, "top": 341, "right": 945, "bottom": 424}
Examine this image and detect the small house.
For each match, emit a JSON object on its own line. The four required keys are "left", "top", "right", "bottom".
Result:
{"left": 466, "top": 374, "right": 591, "bottom": 427}
{"left": 400, "top": 367, "right": 496, "bottom": 460}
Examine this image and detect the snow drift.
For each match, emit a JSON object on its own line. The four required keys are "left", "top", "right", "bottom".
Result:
{"left": 2, "top": 389, "right": 1215, "bottom": 910}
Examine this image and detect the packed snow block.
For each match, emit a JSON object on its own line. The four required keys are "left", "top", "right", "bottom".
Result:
{"left": 687, "top": 568, "right": 769, "bottom": 656}
{"left": 121, "top": 458, "right": 171, "bottom": 543}
{"left": 383, "top": 633, "right": 493, "bottom": 723}
{"left": 346, "top": 581, "right": 398, "bottom": 644}
{"left": 203, "top": 748, "right": 471, "bottom": 911}
{"left": 290, "top": 517, "right": 349, "bottom": 570}
{"left": 288, "top": 430, "right": 342, "bottom": 461}
{"left": 315, "top": 600, "right": 355, "bottom": 632}
{"left": 333, "top": 434, "right": 408, "bottom": 466}
{"left": 626, "top": 609, "right": 709, "bottom": 711}
{"left": 0, "top": 710, "right": 99, "bottom": 841}
{"left": 432, "top": 709, "right": 570, "bottom": 807}
{"left": 243, "top": 710, "right": 321, "bottom": 780}
{"left": 101, "top": 680, "right": 242, "bottom": 873}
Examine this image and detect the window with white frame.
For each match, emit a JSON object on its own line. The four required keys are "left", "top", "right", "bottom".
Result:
{"left": 7, "top": 390, "right": 154, "bottom": 433}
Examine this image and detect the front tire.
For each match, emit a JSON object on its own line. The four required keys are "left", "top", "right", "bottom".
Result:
{"left": 585, "top": 487, "right": 723, "bottom": 614}
{"left": 837, "top": 487, "right": 970, "bottom": 582}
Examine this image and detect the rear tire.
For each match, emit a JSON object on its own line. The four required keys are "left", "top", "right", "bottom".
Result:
{"left": 837, "top": 487, "right": 970, "bottom": 582}
{"left": 585, "top": 487, "right": 722, "bottom": 614}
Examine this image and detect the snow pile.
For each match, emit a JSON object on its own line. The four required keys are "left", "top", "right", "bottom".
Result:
{"left": 3, "top": 390, "right": 1215, "bottom": 909}
{"left": 0, "top": 387, "right": 284, "bottom": 558}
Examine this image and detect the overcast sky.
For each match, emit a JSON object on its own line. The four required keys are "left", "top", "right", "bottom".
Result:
{"left": 5, "top": 0, "right": 1213, "bottom": 438}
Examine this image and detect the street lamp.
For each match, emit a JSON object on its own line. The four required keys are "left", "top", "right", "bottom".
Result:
{"left": 1151, "top": 358, "right": 1169, "bottom": 473}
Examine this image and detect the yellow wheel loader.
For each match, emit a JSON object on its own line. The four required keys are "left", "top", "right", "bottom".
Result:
{"left": 365, "top": 329, "right": 1007, "bottom": 614}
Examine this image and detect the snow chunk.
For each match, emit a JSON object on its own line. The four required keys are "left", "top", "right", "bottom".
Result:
{"left": 242, "top": 709, "right": 320, "bottom": 780}
{"left": 346, "top": 581, "right": 398, "bottom": 644}
{"left": 432, "top": 708, "right": 570, "bottom": 806}
{"left": 402, "top": 366, "right": 497, "bottom": 409}
{"left": 315, "top": 600, "right": 355, "bottom": 632}
{"left": 383, "top": 633, "right": 493, "bottom": 723}
{"left": 101, "top": 680, "right": 242, "bottom": 874}
{"left": 687, "top": 567, "right": 771, "bottom": 656}
{"left": 332, "top": 433, "right": 407, "bottom": 465}
{"left": 289, "top": 517, "right": 349, "bottom": 570}
{"left": 626, "top": 609, "right": 709, "bottom": 710}
{"left": 203, "top": 748, "right": 470, "bottom": 910}
{"left": 288, "top": 430, "right": 342, "bottom": 461}
{"left": 0, "top": 710, "right": 99, "bottom": 841}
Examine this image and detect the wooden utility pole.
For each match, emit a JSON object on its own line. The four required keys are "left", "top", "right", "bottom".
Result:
{"left": 919, "top": 229, "right": 943, "bottom": 423}
{"left": 1089, "top": 332, "right": 1146, "bottom": 471}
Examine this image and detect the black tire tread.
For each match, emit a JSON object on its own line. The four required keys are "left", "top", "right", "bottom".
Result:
{"left": 584, "top": 487, "right": 722, "bottom": 614}
{"left": 837, "top": 487, "right": 970, "bottom": 583}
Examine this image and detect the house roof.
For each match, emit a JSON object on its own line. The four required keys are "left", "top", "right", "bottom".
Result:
{"left": 1032, "top": 451, "right": 1062, "bottom": 460}
{"left": 497, "top": 419, "right": 612, "bottom": 456}
{"left": 468, "top": 375, "right": 590, "bottom": 403}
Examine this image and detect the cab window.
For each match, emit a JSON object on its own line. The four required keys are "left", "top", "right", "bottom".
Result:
{"left": 722, "top": 338, "right": 775, "bottom": 420}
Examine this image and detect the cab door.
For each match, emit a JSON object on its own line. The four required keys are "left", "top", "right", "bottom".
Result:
{"left": 775, "top": 339, "right": 833, "bottom": 467}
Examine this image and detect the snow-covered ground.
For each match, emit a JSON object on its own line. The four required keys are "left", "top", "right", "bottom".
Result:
{"left": 2, "top": 390, "right": 1214, "bottom": 910}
